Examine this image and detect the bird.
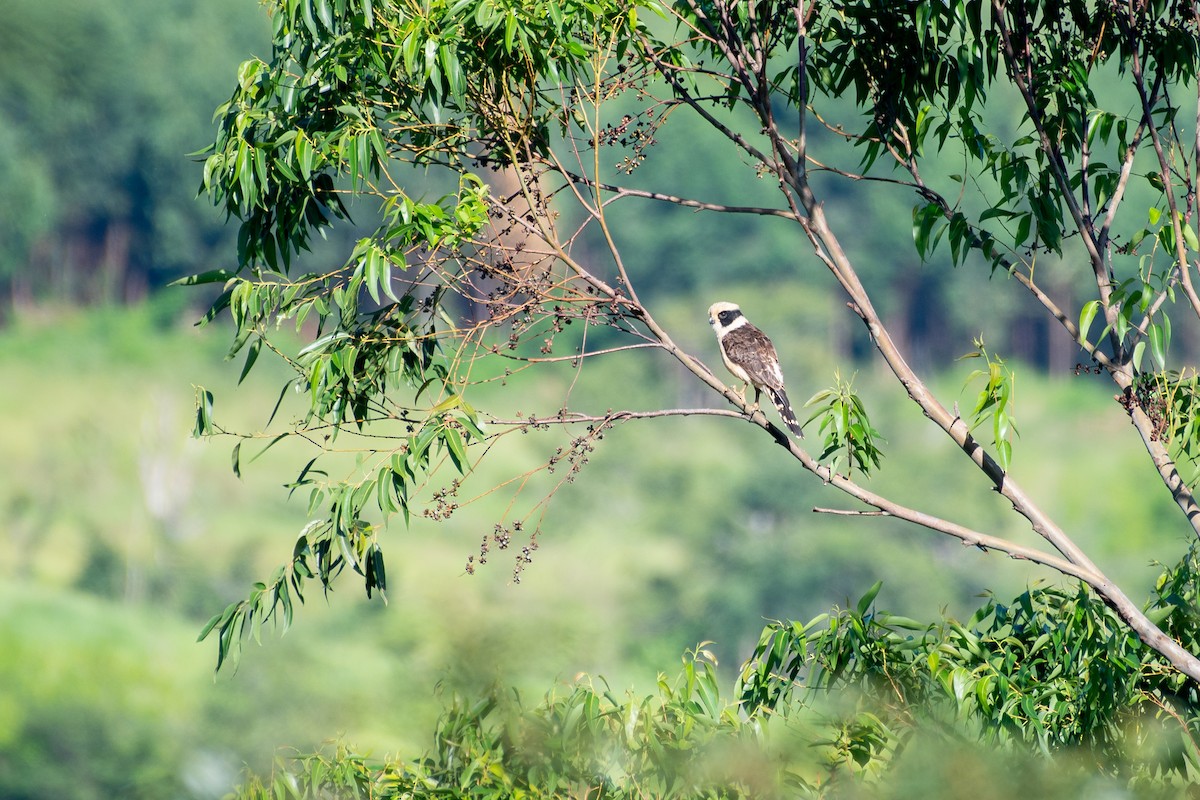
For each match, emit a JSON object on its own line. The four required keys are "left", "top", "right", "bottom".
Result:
{"left": 708, "top": 301, "right": 804, "bottom": 438}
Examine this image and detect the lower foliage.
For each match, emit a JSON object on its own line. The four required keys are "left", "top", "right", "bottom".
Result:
{"left": 230, "top": 547, "right": 1200, "bottom": 799}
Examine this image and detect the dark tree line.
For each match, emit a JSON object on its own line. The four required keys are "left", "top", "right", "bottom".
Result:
{"left": 0, "top": 0, "right": 267, "bottom": 310}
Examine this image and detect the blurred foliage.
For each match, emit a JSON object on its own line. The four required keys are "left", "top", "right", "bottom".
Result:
{"left": 176, "top": 0, "right": 1200, "bottom": 684}
{"left": 231, "top": 650, "right": 781, "bottom": 799}
{"left": 0, "top": 304, "right": 1192, "bottom": 798}
{"left": 6, "top": 0, "right": 1200, "bottom": 796}
{"left": 0, "top": 0, "right": 268, "bottom": 301}
{"left": 0, "top": 587, "right": 196, "bottom": 800}
{"left": 227, "top": 550, "right": 1200, "bottom": 798}
{"left": 740, "top": 574, "right": 1200, "bottom": 786}
{"left": 0, "top": 0, "right": 1192, "bottom": 373}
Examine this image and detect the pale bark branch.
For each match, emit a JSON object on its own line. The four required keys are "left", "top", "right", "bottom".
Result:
{"left": 556, "top": 169, "right": 801, "bottom": 220}
{"left": 481, "top": 1, "right": 1200, "bottom": 683}
{"left": 992, "top": 2, "right": 1112, "bottom": 299}
{"left": 1119, "top": 13, "right": 1200, "bottom": 321}
{"left": 485, "top": 407, "right": 750, "bottom": 427}
{"left": 691, "top": 0, "right": 1200, "bottom": 681}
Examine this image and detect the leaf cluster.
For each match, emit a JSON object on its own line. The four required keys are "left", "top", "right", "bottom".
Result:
{"left": 188, "top": 0, "right": 1200, "bottom": 697}
{"left": 1134, "top": 370, "right": 1200, "bottom": 487}
{"left": 230, "top": 649, "right": 782, "bottom": 799}
{"left": 226, "top": 550, "right": 1200, "bottom": 798}
{"left": 197, "top": 382, "right": 488, "bottom": 671}
{"left": 739, "top": 548, "right": 1200, "bottom": 787}
{"left": 186, "top": 0, "right": 682, "bottom": 670}
{"left": 959, "top": 339, "right": 1018, "bottom": 471}
{"left": 200, "top": 0, "right": 647, "bottom": 272}
{"left": 806, "top": 372, "right": 884, "bottom": 478}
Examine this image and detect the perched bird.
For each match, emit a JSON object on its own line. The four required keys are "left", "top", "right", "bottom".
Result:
{"left": 708, "top": 301, "right": 804, "bottom": 438}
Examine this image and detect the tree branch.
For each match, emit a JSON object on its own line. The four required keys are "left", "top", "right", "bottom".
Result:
{"left": 1118, "top": 10, "right": 1200, "bottom": 321}
{"left": 483, "top": 5, "right": 1200, "bottom": 683}
{"left": 485, "top": 407, "right": 750, "bottom": 427}
{"left": 657, "top": 0, "right": 1200, "bottom": 681}
{"left": 555, "top": 169, "right": 801, "bottom": 220}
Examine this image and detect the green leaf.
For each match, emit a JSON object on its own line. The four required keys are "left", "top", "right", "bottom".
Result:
{"left": 301, "top": 0, "right": 318, "bottom": 34}
{"left": 429, "top": 393, "right": 463, "bottom": 414}
{"left": 250, "top": 433, "right": 291, "bottom": 465}
{"left": 1149, "top": 322, "right": 1167, "bottom": 371}
{"left": 1078, "top": 300, "right": 1100, "bottom": 342}
{"left": 238, "top": 338, "right": 262, "bottom": 385}
{"left": 410, "top": 424, "right": 440, "bottom": 464}
{"left": 439, "top": 45, "right": 465, "bottom": 102}
{"left": 194, "top": 388, "right": 215, "bottom": 437}
{"left": 196, "top": 286, "right": 235, "bottom": 327}
{"left": 362, "top": 247, "right": 381, "bottom": 304}
{"left": 170, "top": 268, "right": 236, "bottom": 287}
{"left": 1184, "top": 224, "right": 1200, "bottom": 252}
{"left": 856, "top": 580, "right": 884, "bottom": 616}
{"left": 994, "top": 408, "right": 1010, "bottom": 447}
{"left": 456, "top": 409, "right": 487, "bottom": 442}
{"left": 912, "top": 202, "right": 941, "bottom": 259}
{"left": 315, "top": 0, "right": 333, "bottom": 31}
{"left": 197, "top": 601, "right": 238, "bottom": 642}
{"left": 370, "top": 545, "right": 387, "bottom": 598}
{"left": 296, "top": 133, "right": 314, "bottom": 180}
{"left": 444, "top": 426, "right": 469, "bottom": 473}
{"left": 1014, "top": 213, "right": 1032, "bottom": 247}
{"left": 1132, "top": 340, "right": 1146, "bottom": 373}
{"left": 504, "top": 11, "right": 518, "bottom": 52}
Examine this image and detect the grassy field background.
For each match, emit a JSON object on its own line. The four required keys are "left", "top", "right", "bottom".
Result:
{"left": 0, "top": 296, "right": 1190, "bottom": 797}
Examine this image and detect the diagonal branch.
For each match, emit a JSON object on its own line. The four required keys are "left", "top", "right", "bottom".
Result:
{"left": 476, "top": 8, "right": 1200, "bottom": 683}
{"left": 645, "top": 0, "right": 1200, "bottom": 681}
{"left": 1118, "top": 11, "right": 1200, "bottom": 322}
{"left": 554, "top": 168, "right": 801, "bottom": 220}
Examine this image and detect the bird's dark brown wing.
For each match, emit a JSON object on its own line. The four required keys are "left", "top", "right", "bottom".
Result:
{"left": 723, "top": 323, "right": 785, "bottom": 390}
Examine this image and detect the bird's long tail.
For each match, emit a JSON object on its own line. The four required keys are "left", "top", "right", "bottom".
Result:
{"left": 768, "top": 387, "right": 804, "bottom": 438}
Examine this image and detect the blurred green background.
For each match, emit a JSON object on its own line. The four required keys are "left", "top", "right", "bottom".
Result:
{"left": 0, "top": 2, "right": 1194, "bottom": 798}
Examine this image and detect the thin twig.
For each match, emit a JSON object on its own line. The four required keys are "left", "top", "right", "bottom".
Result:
{"left": 486, "top": 407, "right": 751, "bottom": 427}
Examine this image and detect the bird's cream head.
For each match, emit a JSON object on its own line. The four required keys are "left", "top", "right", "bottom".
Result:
{"left": 708, "top": 301, "right": 745, "bottom": 335}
